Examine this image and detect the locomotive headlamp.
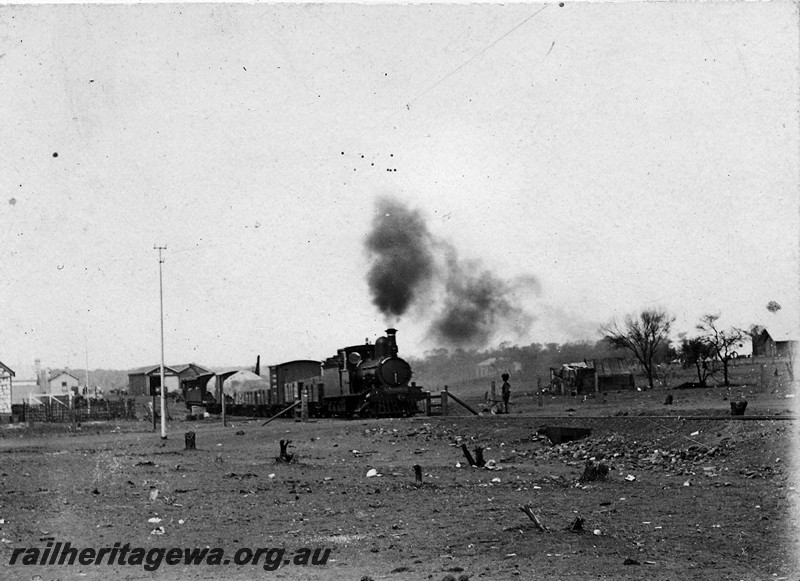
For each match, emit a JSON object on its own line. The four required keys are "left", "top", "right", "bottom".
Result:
{"left": 348, "top": 352, "right": 362, "bottom": 366}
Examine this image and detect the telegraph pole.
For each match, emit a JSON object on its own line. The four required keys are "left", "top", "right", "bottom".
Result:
{"left": 84, "top": 336, "right": 90, "bottom": 396}
{"left": 155, "top": 245, "right": 168, "bottom": 440}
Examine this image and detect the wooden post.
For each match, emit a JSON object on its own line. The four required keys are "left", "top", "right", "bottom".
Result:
{"left": 425, "top": 392, "right": 432, "bottom": 416}
{"left": 413, "top": 464, "right": 422, "bottom": 484}
{"left": 261, "top": 400, "right": 300, "bottom": 426}
{"left": 490, "top": 380, "right": 496, "bottom": 402}
{"left": 444, "top": 390, "right": 480, "bottom": 416}
{"left": 185, "top": 431, "right": 196, "bottom": 450}
{"left": 221, "top": 382, "right": 227, "bottom": 427}
{"left": 301, "top": 383, "right": 308, "bottom": 422}
{"left": 440, "top": 389, "right": 448, "bottom": 416}
{"left": 537, "top": 377, "right": 543, "bottom": 407}
{"left": 594, "top": 368, "right": 599, "bottom": 394}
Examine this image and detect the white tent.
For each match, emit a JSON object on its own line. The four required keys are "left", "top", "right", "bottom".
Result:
{"left": 223, "top": 370, "right": 270, "bottom": 404}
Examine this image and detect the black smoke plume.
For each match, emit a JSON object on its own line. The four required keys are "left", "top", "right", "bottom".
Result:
{"left": 431, "top": 250, "right": 535, "bottom": 348}
{"left": 365, "top": 197, "right": 536, "bottom": 349}
{"left": 366, "top": 197, "right": 435, "bottom": 318}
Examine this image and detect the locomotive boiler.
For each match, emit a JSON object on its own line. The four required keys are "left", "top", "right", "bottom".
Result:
{"left": 320, "top": 328, "right": 425, "bottom": 417}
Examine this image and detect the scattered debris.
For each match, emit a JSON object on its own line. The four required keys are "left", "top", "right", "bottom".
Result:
{"left": 623, "top": 558, "right": 640, "bottom": 565}
{"left": 150, "top": 526, "right": 165, "bottom": 535}
{"left": 568, "top": 516, "right": 584, "bottom": 532}
{"left": 461, "top": 444, "right": 486, "bottom": 468}
{"left": 226, "top": 472, "right": 258, "bottom": 480}
{"left": 366, "top": 469, "right": 378, "bottom": 478}
{"left": 580, "top": 460, "right": 609, "bottom": 482}
{"left": 519, "top": 504, "right": 547, "bottom": 531}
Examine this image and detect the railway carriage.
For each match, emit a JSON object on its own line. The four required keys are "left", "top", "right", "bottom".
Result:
{"left": 183, "top": 329, "right": 423, "bottom": 419}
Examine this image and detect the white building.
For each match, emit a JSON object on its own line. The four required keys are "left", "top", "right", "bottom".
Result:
{"left": 0, "top": 361, "right": 14, "bottom": 417}
{"left": 48, "top": 371, "right": 81, "bottom": 395}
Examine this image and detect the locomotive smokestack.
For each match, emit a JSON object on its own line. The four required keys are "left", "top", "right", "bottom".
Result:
{"left": 385, "top": 328, "right": 398, "bottom": 356}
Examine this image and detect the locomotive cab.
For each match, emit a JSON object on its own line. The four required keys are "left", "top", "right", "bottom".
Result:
{"left": 321, "top": 328, "right": 424, "bottom": 417}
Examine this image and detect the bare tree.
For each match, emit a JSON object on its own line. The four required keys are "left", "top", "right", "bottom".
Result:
{"left": 600, "top": 308, "right": 675, "bottom": 389}
{"left": 679, "top": 335, "right": 715, "bottom": 387}
{"left": 696, "top": 314, "right": 745, "bottom": 387}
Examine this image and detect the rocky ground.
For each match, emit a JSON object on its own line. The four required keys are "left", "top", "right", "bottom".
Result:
{"left": 0, "top": 385, "right": 798, "bottom": 581}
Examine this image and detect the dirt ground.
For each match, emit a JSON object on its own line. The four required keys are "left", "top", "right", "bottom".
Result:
{"left": 1, "top": 384, "right": 798, "bottom": 581}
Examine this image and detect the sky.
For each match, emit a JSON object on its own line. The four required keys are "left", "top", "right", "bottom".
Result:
{"left": 1, "top": 2, "right": 798, "bottom": 374}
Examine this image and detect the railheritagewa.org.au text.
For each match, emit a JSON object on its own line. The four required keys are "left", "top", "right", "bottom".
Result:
{"left": 8, "top": 541, "right": 331, "bottom": 571}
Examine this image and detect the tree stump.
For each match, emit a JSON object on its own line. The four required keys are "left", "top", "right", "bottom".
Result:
{"left": 413, "top": 464, "right": 422, "bottom": 485}
{"left": 730, "top": 401, "right": 747, "bottom": 416}
{"left": 461, "top": 444, "right": 476, "bottom": 467}
{"left": 278, "top": 439, "right": 294, "bottom": 462}
{"left": 579, "top": 460, "right": 609, "bottom": 482}
{"left": 568, "top": 516, "right": 584, "bottom": 532}
{"left": 473, "top": 446, "right": 486, "bottom": 468}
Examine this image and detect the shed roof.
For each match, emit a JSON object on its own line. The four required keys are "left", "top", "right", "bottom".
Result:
{"left": 757, "top": 314, "right": 799, "bottom": 342}
{"left": 0, "top": 360, "right": 14, "bottom": 376}
{"left": 172, "top": 363, "right": 212, "bottom": 375}
{"left": 127, "top": 365, "right": 180, "bottom": 376}
{"left": 761, "top": 327, "right": 798, "bottom": 343}
{"left": 49, "top": 370, "right": 80, "bottom": 381}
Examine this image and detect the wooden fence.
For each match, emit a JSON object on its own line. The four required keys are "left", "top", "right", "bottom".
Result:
{"left": 20, "top": 399, "right": 137, "bottom": 423}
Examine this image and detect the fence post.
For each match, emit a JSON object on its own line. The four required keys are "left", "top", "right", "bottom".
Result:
{"left": 537, "top": 377, "right": 543, "bottom": 407}
{"left": 440, "top": 389, "right": 448, "bottom": 416}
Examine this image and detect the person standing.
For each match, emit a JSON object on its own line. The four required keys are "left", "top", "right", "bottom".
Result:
{"left": 501, "top": 373, "right": 511, "bottom": 414}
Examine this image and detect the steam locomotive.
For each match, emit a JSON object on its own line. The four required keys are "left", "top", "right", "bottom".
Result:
{"left": 183, "top": 329, "right": 426, "bottom": 418}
